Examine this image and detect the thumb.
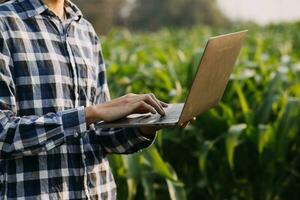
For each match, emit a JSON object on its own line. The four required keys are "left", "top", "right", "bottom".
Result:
{"left": 180, "top": 121, "right": 190, "bottom": 128}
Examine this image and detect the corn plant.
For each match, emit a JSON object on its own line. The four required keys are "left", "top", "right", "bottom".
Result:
{"left": 101, "top": 23, "right": 300, "bottom": 199}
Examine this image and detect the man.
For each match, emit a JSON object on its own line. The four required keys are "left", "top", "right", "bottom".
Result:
{"left": 0, "top": 0, "right": 173, "bottom": 199}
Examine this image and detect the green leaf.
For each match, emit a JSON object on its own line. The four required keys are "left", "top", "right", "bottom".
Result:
{"left": 233, "top": 82, "right": 250, "bottom": 120}
{"left": 143, "top": 147, "right": 187, "bottom": 199}
{"left": 257, "top": 125, "right": 273, "bottom": 154}
{"left": 166, "top": 164, "right": 187, "bottom": 200}
{"left": 274, "top": 98, "right": 300, "bottom": 161}
{"left": 127, "top": 179, "right": 138, "bottom": 200}
{"left": 142, "top": 146, "right": 176, "bottom": 181}
{"left": 122, "top": 155, "right": 141, "bottom": 200}
{"left": 198, "top": 141, "right": 214, "bottom": 173}
{"left": 254, "top": 94, "right": 277, "bottom": 125}
{"left": 225, "top": 124, "right": 247, "bottom": 168}
{"left": 289, "top": 83, "right": 300, "bottom": 96}
{"left": 123, "top": 155, "right": 140, "bottom": 179}
{"left": 141, "top": 176, "right": 156, "bottom": 200}
{"left": 254, "top": 74, "right": 281, "bottom": 124}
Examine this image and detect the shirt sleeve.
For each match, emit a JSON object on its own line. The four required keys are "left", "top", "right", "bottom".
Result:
{"left": 0, "top": 29, "right": 87, "bottom": 160}
{"left": 94, "top": 127, "right": 156, "bottom": 155}
{"left": 92, "top": 34, "right": 156, "bottom": 155}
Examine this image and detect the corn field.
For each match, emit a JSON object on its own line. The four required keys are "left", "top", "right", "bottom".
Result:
{"left": 101, "top": 23, "right": 300, "bottom": 200}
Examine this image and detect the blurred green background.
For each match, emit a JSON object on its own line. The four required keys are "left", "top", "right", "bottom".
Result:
{"left": 70, "top": 0, "right": 300, "bottom": 199}
{"left": 102, "top": 25, "right": 300, "bottom": 200}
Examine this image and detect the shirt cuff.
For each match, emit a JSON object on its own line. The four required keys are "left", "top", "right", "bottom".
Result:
{"left": 133, "top": 128, "right": 156, "bottom": 144}
{"left": 60, "top": 106, "right": 87, "bottom": 137}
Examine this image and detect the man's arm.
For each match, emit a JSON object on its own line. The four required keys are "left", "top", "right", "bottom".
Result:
{"left": 86, "top": 92, "right": 166, "bottom": 154}
{"left": 89, "top": 35, "right": 166, "bottom": 154}
{"left": 0, "top": 30, "right": 87, "bottom": 160}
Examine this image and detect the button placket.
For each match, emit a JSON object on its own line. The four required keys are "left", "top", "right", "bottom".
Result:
{"left": 62, "top": 22, "right": 80, "bottom": 108}
{"left": 73, "top": 131, "right": 79, "bottom": 138}
{"left": 82, "top": 154, "right": 86, "bottom": 160}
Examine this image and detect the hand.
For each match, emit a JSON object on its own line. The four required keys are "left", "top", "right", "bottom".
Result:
{"left": 85, "top": 93, "right": 168, "bottom": 125}
{"left": 179, "top": 117, "right": 197, "bottom": 128}
{"left": 139, "top": 117, "right": 198, "bottom": 136}
{"left": 138, "top": 126, "right": 161, "bottom": 136}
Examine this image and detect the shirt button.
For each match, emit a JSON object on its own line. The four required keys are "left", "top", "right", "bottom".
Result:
{"left": 74, "top": 132, "right": 79, "bottom": 138}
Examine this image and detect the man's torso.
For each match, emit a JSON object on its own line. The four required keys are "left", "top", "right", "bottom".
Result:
{"left": 0, "top": 0, "right": 116, "bottom": 199}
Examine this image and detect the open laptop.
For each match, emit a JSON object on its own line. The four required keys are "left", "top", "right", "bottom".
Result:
{"left": 96, "top": 30, "right": 247, "bottom": 128}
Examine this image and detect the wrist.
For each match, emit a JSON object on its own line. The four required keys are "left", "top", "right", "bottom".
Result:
{"left": 85, "top": 105, "right": 102, "bottom": 125}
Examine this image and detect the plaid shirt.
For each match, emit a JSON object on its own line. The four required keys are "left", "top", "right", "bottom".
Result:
{"left": 0, "top": 0, "right": 155, "bottom": 199}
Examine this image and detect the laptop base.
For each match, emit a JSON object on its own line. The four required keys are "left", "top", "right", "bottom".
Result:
{"left": 95, "top": 103, "right": 184, "bottom": 128}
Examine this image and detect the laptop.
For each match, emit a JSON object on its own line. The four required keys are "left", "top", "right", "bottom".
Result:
{"left": 95, "top": 30, "right": 247, "bottom": 128}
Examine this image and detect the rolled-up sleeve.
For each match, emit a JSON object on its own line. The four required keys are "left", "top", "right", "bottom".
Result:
{"left": 94, "top": 127, "right": 156, "bottom": 154}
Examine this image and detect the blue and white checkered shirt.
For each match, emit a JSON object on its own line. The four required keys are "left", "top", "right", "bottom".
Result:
{"left": 0, "top": 0, "right": 155, "bottom": 199}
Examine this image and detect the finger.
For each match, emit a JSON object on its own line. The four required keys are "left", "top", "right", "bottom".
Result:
{"left": 180, "top": 121, "right": 190, "bottom": 128}
{"left": 137, "top": 101, "right": 157, "bottom": 114}
{"left": 128, "top": 93, "right": 164, "bottom": 108}
{"left": 131, "top": 101, "right": 156, "bottom": 114}
{"left": 149, "top": 93, "right": 165, "bottom": 111}
{"left": 159, "top": 101, "right": 169, "bottom": 108}
{"left": 148, "top": 94, "right": 168, "bottom": 112}
{"left": 142, "top": 94, "right": 166, "bottom": 116}
{"left": 128, "top": 94, "right": 165, "bottom": 116}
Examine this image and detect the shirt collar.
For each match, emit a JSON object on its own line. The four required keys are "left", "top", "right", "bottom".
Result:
{"left": 17, "top": 0, "right": 83, "bottom": 21}
{"left": 64, "top": 0, "right": 83, "bottom": 21}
